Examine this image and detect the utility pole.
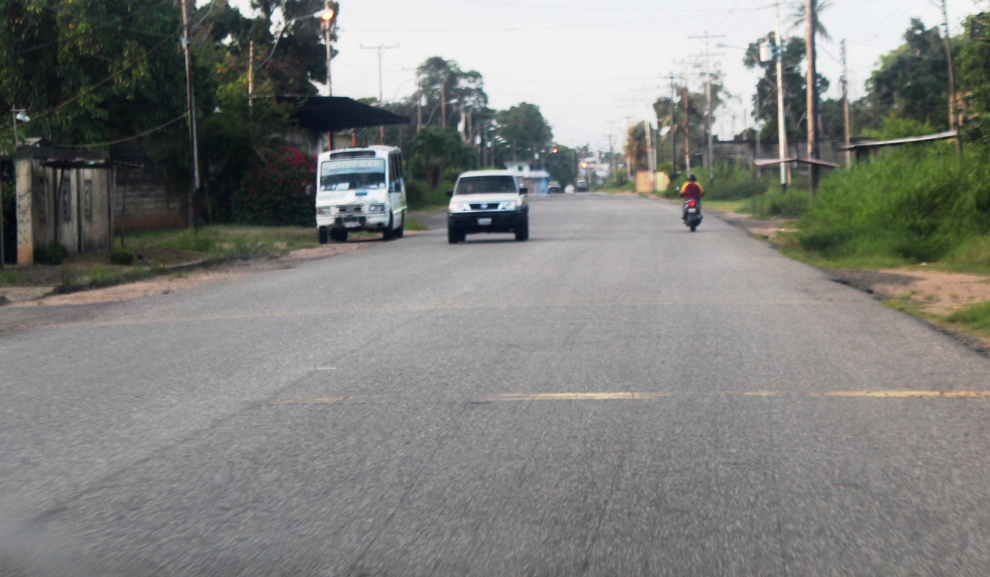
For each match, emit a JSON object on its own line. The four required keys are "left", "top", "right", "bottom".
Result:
{"left": 440, "top": 74, "right": 447, "bottom": 129}
{"left": 806, "top": 0, "right": 820, "bottom": 196}
{"left": 323, "top": 0, "right": 334, "bottom": 96}
{"left": 681, "top": 61, "right": 692, "bottom": 172}
{"left": 663, "top": 72, "right": 683, "bottom": 175}
{"left": 361, "top": 44, "right": 399, "bottom": 144}
{"left": 841, "top": 39, "right": 851, "bottom": 167}
{"left": 774, "top": 0, "right": 789, "bottom": 191}
{"left": 688, "top": 31, "right": 724, "bottom": 184}
{"left": 607, "top": 134, "right": 615, "bottom": 182}
{"left": 180, "top": 0, "right": 200, "bottom": 230}
{"left": 939, "top": 0, "right": 962, "bottom": 155}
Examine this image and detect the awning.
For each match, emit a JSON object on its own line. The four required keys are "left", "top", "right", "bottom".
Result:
{"left": 753, "top": 157, "right": 841, "bottom": 168}
{"left": 288, "top": 96, "right": 410, "bottom": 132}
{"left": 839, "top": 130, "right": 957, "bottom": 151}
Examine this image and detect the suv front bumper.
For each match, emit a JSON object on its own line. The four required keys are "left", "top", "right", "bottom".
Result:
{"left": 448, "top": 209, "right": 526, "bottom": 233}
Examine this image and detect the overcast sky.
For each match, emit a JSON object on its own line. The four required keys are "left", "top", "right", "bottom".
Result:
{"left": 226, "top": 0, "right": 980, "bottom": 152}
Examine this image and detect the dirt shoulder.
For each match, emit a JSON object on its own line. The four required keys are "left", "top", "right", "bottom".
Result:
{"left": 712, "top": 207, "right": 990, "bottom": 350}
{"left": 0, "top": 240, "right": 372, "bottom": 308}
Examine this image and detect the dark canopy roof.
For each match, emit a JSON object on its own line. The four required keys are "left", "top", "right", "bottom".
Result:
{"left": 288, "top": 96, "right": 410, "bottom": 132}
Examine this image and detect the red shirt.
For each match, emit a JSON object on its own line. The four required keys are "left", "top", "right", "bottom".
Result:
{"left": 679, "top": 181, "right": 704, "bottom": 201}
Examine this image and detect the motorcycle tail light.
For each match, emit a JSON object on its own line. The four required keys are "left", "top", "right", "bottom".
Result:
{"left": 687, "top": 201, "right": 697, "bottom": 207}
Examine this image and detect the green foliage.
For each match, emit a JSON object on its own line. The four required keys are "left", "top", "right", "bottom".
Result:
{"left": 0, "top": 0, "right": 197, "bottom": 145}
{"left": 403, "top": 172, "right": 459, "bottom": 209}
{"left": 0, "top": 268, "right": 17, "bottom": 286}
{"left": 744, "top": 34, "right": 824, "bottom": 142}
{"left": 861, "top": 117, "right": 937, "bottom": 140}
{"left": 232, "top": 147, "right": 315, "bottom": 226}
{"left": 547, "top": 144, "right": 578, "bottom": 186}
{"left": 867, "top": 19, "right": 950, "bottom": 131}
{"left": 35, "top": 244, "right": 68, "bottom": 265}
{"left": 109, "top": 248, "right": 135, "bottom": 265}
{"left": 796, "top": 144, "right": 990, "bottom": 264}
{"left": 407, "top": 126, "right": 475, "bottom": 190}
{"left": 945, "top": 301, "right": 990, "bottom": 332}
{"left": 765, "top": 188, "right": 810, "bottom": 218}
{"left": 705, "top": 162, "right": 774, "bottom": 201}
{"left": 496, "top": 103, "right": 552, "bottom": 161}
{"left": 958, "top": 11, "right": 990, "bottom": 145}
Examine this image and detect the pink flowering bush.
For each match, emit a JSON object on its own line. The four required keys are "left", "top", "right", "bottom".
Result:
{"left": 232, "top": 147, "right": 315, "bottom": 226}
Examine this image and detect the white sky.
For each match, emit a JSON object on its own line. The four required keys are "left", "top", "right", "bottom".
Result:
{"left": 225, "top": 0, "right": 979, "bottom": 152}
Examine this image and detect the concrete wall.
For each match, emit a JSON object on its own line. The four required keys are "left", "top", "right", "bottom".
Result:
{"left": 15, "top": 147, "right": 182, "bottom": 264}
{"left": 16, "top": 161, "right": 113, "bottom": 263}
{"left": 111, "top": 166, "right": 183, "bottom": 234}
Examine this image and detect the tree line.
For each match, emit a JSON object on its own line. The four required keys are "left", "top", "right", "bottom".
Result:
{"left": 0, "top": 0, "right": 565, "bottom": 226}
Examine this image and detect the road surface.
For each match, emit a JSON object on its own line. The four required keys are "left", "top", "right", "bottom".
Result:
{"left": 2, "top": 192, "right": 990, "bottom": 576}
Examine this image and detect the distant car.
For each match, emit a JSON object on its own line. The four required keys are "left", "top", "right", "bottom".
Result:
{"left": 576, "top": 179, "right": 589, "bottom": 192}
{"left": 564, "top": 184, "right": 575, "bottom": 193}
{"left": 446, "top": 170, "right": 530, "bottom": 243}
{"left": 547, "top": 181, "right": 562, "bottom": 194}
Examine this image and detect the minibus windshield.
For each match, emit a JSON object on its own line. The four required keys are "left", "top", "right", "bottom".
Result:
{"left": 320, "top": 159, "right": 386, "bottom": 191}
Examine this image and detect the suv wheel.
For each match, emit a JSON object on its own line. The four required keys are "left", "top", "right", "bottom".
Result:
{"left": 514, "top": 215, "right": 529, "bottom": 241}
{"left": 448, "top": 227, "right": 463, "bottom": 244}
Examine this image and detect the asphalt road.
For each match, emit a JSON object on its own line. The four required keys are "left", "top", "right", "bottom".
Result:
{"left": 3, "top": 192, "right": 990, "bottom": 576}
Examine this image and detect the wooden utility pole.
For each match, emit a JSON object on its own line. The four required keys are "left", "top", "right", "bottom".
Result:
{"left": 806, "top": 0, "right": 820, "bottom": 196}
{"left": 181, "top": 0, "right": 200, "bottom": 229}
{"left": 774, "top": 0, "right": 789, "bottom": 191}
{"left": 940, "top": 0, "right": 962, "bottom": 155}
{"left": 841, "top": 39, "right": 851, "bottom": 167}
{"left": 663, "top": 72, "right": 683, "bottom": 174}
{"left": 688, "top": 32, "right": 724, "bottom": 183}
{"left": 361, "top": 44, "right": 399, "bottom": 144}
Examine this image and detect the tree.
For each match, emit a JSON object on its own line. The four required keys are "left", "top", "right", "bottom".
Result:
{"left": 867, "top": 19, "right": 950, "bottom": 131}
{"left": 653, "top": 84, "right": 711, "bottom": 172}
{"left": 0, "top": 0, "right": 195, "bottom": 146}
{"left": 625, "top": 123, "right": 649, "bottom": 172}
{"left": 416, "top": 56, "right": 489, "bottom": 136}
{"left": 744, "top": 33, "right": 828, "bottom": 144}
{"left": 547, "top": 144, "right": 577, "bottom": 186}
{"left": 239, "top": 0, "right": 337, "bottom": 97}
{"left": 958, "top": 11, "right": 990, "bottom": 144}
{"left": 496, "top": 102, "right": 552, "bottom": 161}
{"left": 407, "top": 126, "right": 475, "bottom": 190}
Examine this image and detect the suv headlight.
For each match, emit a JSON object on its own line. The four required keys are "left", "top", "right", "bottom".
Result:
{"left": 450, "top": 201, "right": 470, "bottom": 212}
{"left": 499, "top": 200, "right": 517, "bottom": 211}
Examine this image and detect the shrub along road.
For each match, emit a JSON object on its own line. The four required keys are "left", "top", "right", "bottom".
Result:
{"left": 3, "top": 193, "right": 990, "bottom": 575}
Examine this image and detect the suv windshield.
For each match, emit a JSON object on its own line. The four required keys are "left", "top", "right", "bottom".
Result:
{"left": 320, "top": 159, "right": 386, "bottom": 191}
{"left": 455, "top": 176, "right": 516, "bottom": 195}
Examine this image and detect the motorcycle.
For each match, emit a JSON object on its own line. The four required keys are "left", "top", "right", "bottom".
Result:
{"left": 683, "top": 199, "right": 702, "bottom": 232}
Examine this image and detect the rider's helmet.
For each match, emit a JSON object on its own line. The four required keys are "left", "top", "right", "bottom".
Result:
{"left": 688, "top": 174, "right": 697, "bottom": 181}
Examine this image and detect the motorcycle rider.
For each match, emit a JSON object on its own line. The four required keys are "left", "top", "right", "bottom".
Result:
{"left": 678, "top": 174, "right": 704, "bottom": 220}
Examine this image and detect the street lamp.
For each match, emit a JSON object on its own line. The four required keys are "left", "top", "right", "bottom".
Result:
{"left": 10, "top": 107, "right": 29, "bottom": 147}
{"left": 255, "top": 4, "right": 339, "bottom": 83}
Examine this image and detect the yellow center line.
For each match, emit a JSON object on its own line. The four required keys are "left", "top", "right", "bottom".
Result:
{"left": 491, "top": 392, "right": 671, "bottom": 401}
{"left": 826, "top": 390, "right": 990, "bottom": 398}
{"left": 272, "top": 390, "right": 990, "bottom": 405}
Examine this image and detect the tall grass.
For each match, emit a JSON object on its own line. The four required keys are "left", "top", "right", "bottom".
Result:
{"left": 796, "top": 144, "right": 990, "bottom": 266}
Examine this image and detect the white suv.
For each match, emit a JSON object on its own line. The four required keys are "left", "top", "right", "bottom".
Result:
{"left": 446, "top": 170, "right": 529, "bottom": 243}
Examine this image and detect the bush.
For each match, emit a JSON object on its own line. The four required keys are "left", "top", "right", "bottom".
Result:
{"left": 109, "top": 248, "right": 135, "bottom": 265}
{"left": 766, "top": 188, "right": 810, "bottom": 218}
{"left": 796, "top": 143, "right": 990, "bottom": 264}
{"left": 35, "top": 244, "right": 69, "bottom": 265}
{"left": 232, "top": 147, "right": 315, "bottom": 226}
{"left": 406, "top": 179, "right": 449, "bottom": 209}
